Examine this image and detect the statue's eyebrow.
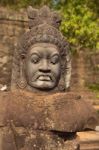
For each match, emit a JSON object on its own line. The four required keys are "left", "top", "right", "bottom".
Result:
{"left": 30, "top": 52, "right": 41, "bottom": 57}
{"left": 50, "top": 53, "right": 60, "bottom": 58}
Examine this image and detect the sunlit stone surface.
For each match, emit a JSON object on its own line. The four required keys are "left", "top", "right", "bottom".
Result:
{"left": 0, "top": 6, "right": 98, "bottom": 150}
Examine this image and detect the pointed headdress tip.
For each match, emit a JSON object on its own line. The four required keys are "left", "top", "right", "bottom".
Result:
{"left": 27, "top": 6, "right": 38, "bottom": 19}
{"left": 27, "top": 5, "right": 61, "bottom": 29}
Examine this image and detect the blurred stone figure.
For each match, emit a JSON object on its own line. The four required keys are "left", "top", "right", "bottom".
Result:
{"left": 0, "top": 6, "right": 98, "bottom": 150}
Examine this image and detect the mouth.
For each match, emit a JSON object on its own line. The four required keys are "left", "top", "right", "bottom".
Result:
{"left": 37, "top": 75, "right": 52, "bottom": 81}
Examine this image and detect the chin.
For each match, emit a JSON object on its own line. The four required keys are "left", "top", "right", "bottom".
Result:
{"left": 38, "top": 86, "right": 54, "bottom": 90}
{"left": 37, "top": 84, "right": 55, "bottom": 90}
{"left": 30, "top": 81, "right": 56, "bottom": 91}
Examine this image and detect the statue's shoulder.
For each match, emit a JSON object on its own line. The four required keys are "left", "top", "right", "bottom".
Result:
{"left": 0, "top": 91, "right": 98, "bottom": 132}
{"left": 43, "top": 92, "right": 98, "bottom": 132}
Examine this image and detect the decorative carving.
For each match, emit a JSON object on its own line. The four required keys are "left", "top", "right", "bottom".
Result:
{"left": 17, "top": 56, "right": 27, "bottom": 89}
{"left": 27, "top": 6, "right": 62, "bottom": 29}
{"left": 11, "top": 5, "right": 71, "bottom": 92}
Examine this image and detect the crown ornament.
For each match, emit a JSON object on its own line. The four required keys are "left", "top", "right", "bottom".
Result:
{"left": 27, "top": 6, "right": 62, "bottom": 29}
{"left": 18, "top": 6, "right": 69, "bottom": 57}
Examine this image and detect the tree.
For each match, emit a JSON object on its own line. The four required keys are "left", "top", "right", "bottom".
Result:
{"left": 54, "top": 0, "right": 99, "bottom": 52}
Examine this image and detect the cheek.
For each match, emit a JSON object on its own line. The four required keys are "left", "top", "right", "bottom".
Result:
{"left": 51, "top": 64, "right": 61, "bottom": 77}
{"left": 25, "top": 62, "right": 36, "bottom": 78}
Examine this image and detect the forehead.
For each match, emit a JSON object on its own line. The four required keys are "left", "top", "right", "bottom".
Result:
{"left": 28, "top": 43, "right": 59, "bottom": 55}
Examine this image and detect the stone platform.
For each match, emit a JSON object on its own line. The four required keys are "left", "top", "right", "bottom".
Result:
{"left": 78, "top": 131, "right": 99, "bottom": 150}
{"left": 78, "top": 105, "right": 99, "bottom": 150}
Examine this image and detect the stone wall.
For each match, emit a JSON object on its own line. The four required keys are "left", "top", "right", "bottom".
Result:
{"left": 0, "top": 7, "right": 28, "bottom": 88}
{"left": 71, "top": 51, "right": 99, "bottom": 91}
{"left": 0, "top": 7, "right": 99, "bottom": 90}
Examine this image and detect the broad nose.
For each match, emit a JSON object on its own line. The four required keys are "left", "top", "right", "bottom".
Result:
{"left": 39, "top": 59, "right": 51, "bottom": 73}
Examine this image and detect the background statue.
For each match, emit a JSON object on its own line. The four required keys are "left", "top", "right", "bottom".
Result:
{"left": 0, "top": 6, "right": 98, "bottom": 150}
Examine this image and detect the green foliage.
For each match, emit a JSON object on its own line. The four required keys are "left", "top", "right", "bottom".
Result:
{"left": 86, "top": 83, "right": 99, "bottom": 99}
{"left": 87, "top": 83, "right": 99, "bottom": 92}
{"left": 97, "top": 110, "right": 99, "bottom": 115}
{"left": 58, "top": 0, "right": 99, "bottom": 52}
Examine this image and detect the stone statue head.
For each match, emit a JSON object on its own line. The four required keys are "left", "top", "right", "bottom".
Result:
{"left": 11, "top": 6, "right": 71, "bottom": 92}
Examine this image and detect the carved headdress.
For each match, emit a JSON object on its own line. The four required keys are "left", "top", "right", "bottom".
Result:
{"left": 11, "top": 6, "right": 71, "bottom": 91}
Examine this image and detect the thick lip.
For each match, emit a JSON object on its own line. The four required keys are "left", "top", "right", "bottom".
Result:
{"left": 37, "top": 74, "right": 52, "bottom": 81}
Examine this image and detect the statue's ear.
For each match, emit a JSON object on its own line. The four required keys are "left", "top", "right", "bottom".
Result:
{"left": 65, "top": 53, "right": 71, "bottom": 90}
{"left": 20, "top": 53, "right": 26, "bottom": 60}
{"left": 63, "top": 43, "right": 71, "bottom": 90}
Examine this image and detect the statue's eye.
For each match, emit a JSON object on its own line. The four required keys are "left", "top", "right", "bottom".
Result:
{"left": 50, "top": 55, "right": 59, "bottom": 64}
{"left": 31, "top": 54, "right": 40, "bottom": 64}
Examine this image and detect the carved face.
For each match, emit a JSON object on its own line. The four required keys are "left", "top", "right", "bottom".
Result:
{"left": 25, "top": 43, "right": 61, "bottom": 91}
